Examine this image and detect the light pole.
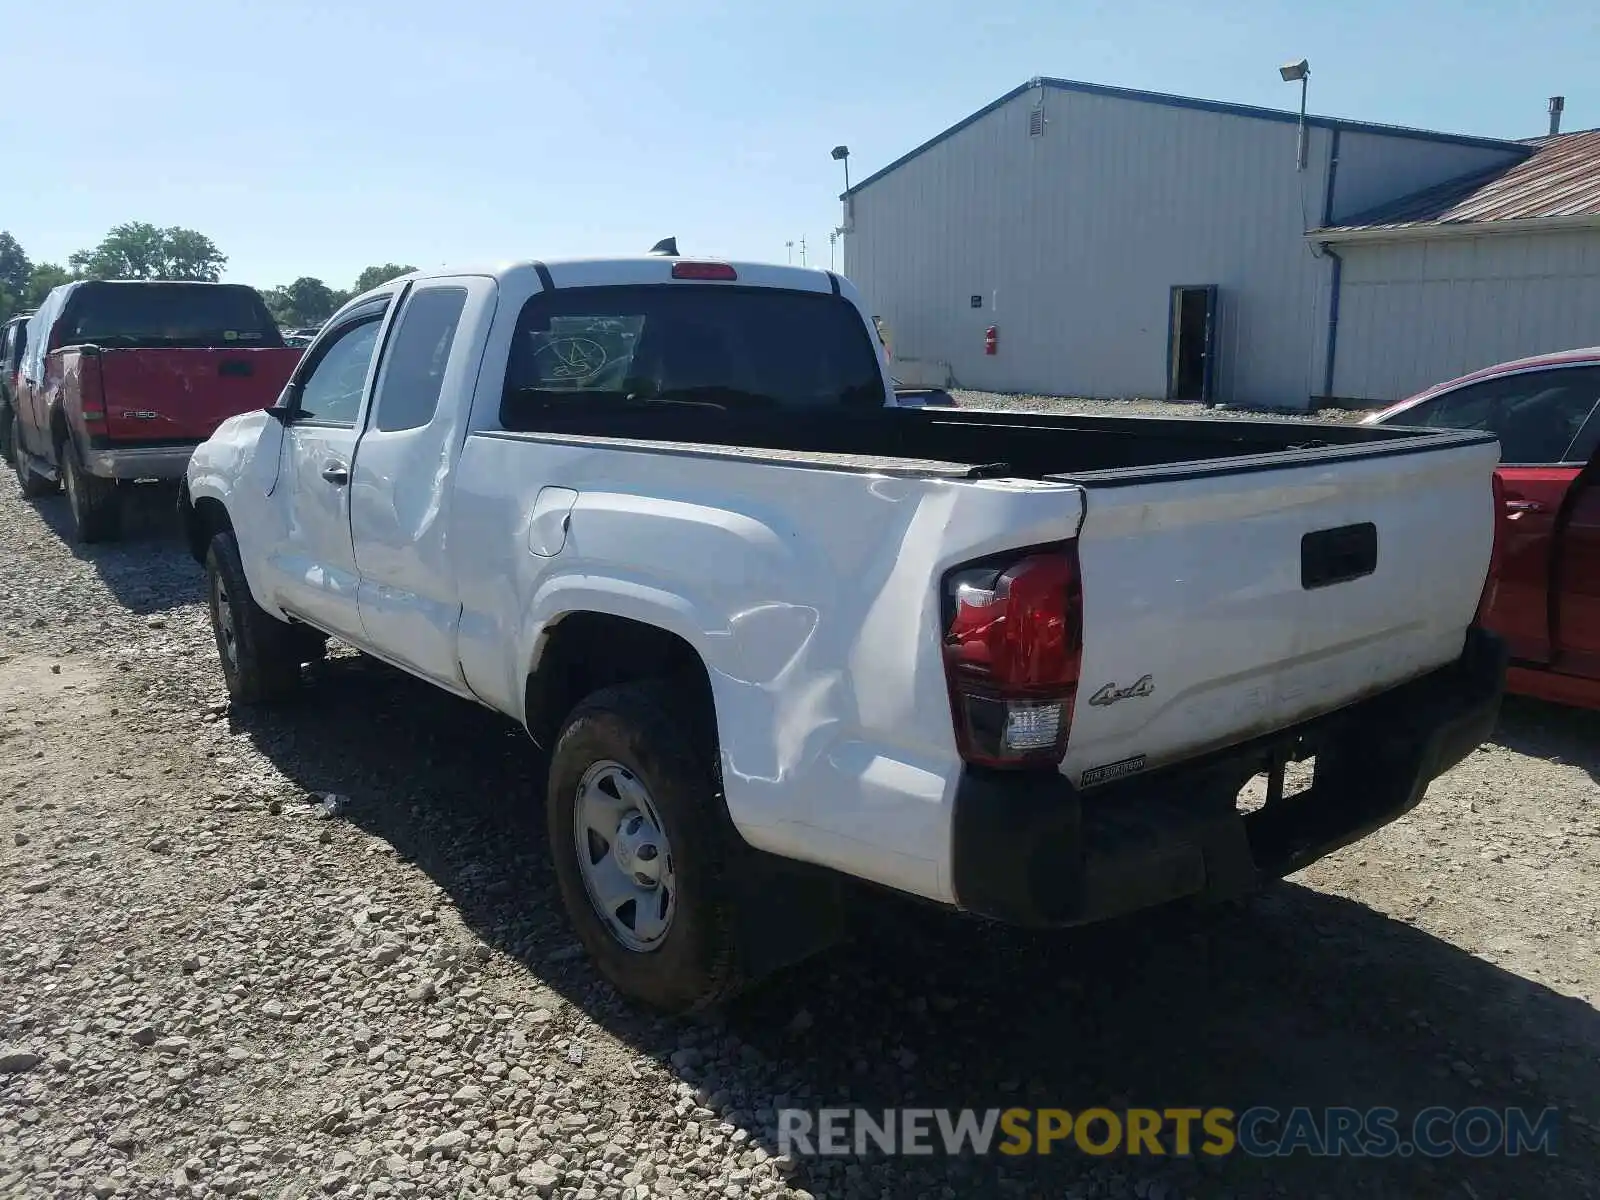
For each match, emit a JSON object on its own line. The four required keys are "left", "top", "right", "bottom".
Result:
{"left": 829, "top": 229, "right": 837, "bottom": 271}
{"left": 1279, "top": 59, "right": 1310, "bottom": 171}
{"left": 830, "top": 145, "right": 851, "bottom": 268}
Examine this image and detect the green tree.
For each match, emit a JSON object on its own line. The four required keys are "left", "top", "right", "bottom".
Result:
{"left": 69, "top": 221, "right": 226, "bottom": 282}
{"left": 0, "top": 232, "right": 33, "bottom": 324}
{"left": 26, "top": 263, "right": 75, "bottom": 306}
{"left": 267, "top": 276, "right": 338, "bottom": 328}
{"left": 352, "top": 263, "right": 418, "bottom": 294}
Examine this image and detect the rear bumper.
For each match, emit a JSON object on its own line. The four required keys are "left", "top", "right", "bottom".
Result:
{"left": 950, "top": 627, "right": 1506, "bottom": 927}
{"left": 84, "top": 442, "right": 201, "bottom": 480}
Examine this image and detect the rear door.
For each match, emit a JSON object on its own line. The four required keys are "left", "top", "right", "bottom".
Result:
{"left": 350, "top": 277, "right": 488, "bottom": 686}
{"left": 265, "top": 298, "right": 393, "bottom": 640}
{"left": 1391, "top": 365, "right": 1600, "bottom": 663}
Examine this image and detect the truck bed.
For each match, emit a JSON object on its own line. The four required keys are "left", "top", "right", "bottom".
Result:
{"left": 500, "top": 402, "right": 1485, "bottom": 481}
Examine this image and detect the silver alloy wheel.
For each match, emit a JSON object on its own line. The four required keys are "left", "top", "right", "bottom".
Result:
{"left": 212, "top": 571, "right": 239, "bottom": 673}
{"left": 573, "top": 759, "right": 677, "bottom": 952}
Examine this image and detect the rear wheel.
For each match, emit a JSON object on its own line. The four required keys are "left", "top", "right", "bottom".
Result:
{"left": 205, "top": 530, "right": 305, "bottom": 704}
{"left": 12, "top": 415, "right": 53, "bottom": 500}
{"left": 61, "top": 439, "right": 122, "bottom": 543}
{"left": 547, "top": 681, "right": 747, "bottom": 1012}
{"left": 0, "top": 402, "right": 13, "bottom": 465}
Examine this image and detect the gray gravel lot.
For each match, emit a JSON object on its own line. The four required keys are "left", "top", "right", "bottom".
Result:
{"left": 1, "top": 398, "right": 1597, "bottom": 1200}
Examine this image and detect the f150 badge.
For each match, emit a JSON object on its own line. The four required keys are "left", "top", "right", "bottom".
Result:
{"left": 1088, "top": 674, "right": 1154, "bottom": 707}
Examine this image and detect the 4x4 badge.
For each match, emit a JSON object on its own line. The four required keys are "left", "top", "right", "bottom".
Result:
{"left": 1088, "top": 674, "right": 1154, "bottom": 707}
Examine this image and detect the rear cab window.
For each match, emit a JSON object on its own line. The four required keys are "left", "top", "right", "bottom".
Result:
{"left": 500, "top": 284, "right": 886, "bottom": 430}
{"left": 57, "top": 283, "right": 284, "bottom": 351}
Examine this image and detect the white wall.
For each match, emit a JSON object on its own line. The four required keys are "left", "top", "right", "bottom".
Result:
{"left": 846, "top": 88, "right": 1336, "bottom": 407}
{"left": 1332, "top": 230, "right": 1600, "bottom": 402}
{"left": 844, "top": 85, "right": 1528, "bottom": 408}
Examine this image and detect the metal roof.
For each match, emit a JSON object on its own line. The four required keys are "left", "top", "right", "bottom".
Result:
{"left": 1321, "top": 129, "right": 1600, "bottom": 234}
{"left": 843, "top": 77, "right": 1528, "bottom": 198}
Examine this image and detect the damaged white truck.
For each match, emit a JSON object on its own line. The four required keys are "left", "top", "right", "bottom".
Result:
{"left": 180, "top": 254, "right": 1506, "bottom": 1011}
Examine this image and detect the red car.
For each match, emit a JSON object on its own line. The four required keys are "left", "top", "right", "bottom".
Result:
{"left": 1365, "top": 348, "right": 1600, "bottom": 709}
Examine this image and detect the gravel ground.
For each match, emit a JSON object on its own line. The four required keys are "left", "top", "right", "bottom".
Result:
{"left": 1, "top": 404, "right": 1597, "bottom": 1200}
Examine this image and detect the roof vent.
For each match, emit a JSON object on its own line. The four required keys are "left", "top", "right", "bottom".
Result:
{"left": 648, "top": 237, "right": 679, "bottom": 257}
{"left": 1029, "top": 104, "right": 1045, "bottom": 137}
{"left": 1549, "top": 95, "right": 1565, "bottom": 137}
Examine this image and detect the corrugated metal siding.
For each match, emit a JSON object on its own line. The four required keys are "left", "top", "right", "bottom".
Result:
{"left": 1328, "top": 132, "right": 1524, "bottom": 224}
{"left": 845, "top": 89, "right": 1340, "bottom": 407}
{"left": 1332, "top": 231, "right": 1600, "bottom": 402}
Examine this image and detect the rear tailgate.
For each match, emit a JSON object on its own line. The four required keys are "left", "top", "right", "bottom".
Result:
{"left": 1059, "top": 432, "right": 1500, "bottom": 789}
{"left": 99, "top": 347, "right": 301, "bottom": 442}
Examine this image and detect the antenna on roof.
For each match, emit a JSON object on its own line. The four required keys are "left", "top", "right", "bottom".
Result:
{"left": 648, "top": 237, "right": 679, "bottom": 257}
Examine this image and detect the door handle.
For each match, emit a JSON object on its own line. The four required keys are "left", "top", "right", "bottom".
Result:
{"left": 321, "top": 462, "right": 350, "bottom": 486}
{"left": 1503, "top": 498, "right": 1546, "bottom": 513}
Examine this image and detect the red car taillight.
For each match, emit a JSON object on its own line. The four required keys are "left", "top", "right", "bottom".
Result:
{"left": 1476, "top": 471, "right": 1506, "bottom": 625}
{"left": 941, "top": 546, "right": 1084, "bottom": 769}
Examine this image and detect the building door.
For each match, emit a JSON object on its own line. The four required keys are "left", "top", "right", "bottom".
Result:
{"left": 1167, "top": 285, "right": 1218, "bottom": 404}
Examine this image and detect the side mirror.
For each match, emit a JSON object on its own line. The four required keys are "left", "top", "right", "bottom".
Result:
{"left": 267, "top": 384, "right": 299, "bottom": 423}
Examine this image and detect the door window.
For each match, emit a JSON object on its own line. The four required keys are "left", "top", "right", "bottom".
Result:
{"left": 1399, "top": 367, "right": 1600, "bottom": 465}
{"left": 371, "top": 287, "right": 469, "bottom": 432}
{"left": 296, "top": 317, "right": 384, "bottom": 426}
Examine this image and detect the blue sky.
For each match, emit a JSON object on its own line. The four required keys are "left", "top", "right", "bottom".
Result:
{"left": 7, "top": 0, "right": 1594, "bottom": 290}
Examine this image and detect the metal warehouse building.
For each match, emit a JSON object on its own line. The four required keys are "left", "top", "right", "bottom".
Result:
{"left": 842, "top": 78, "right": 1600, "bottom": 408}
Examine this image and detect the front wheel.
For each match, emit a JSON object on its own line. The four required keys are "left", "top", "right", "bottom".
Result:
{"left": 205, "top": 531, "right": 305, "bottom": 704}
{"left": 547, "top": 681, "right": 747, "bottom": 1012}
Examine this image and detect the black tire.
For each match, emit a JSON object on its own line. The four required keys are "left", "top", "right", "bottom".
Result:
{"left": 547, "top": 680, "right": 746, "bottom": 1012}
{"left": 12, "top": 415, "right": 53, "bottom": 500}
{"left": 0, "top": 402, "right": 13, "bottom": 465}
{"left": 61, "top": 438, "right": 122, "bottom": 544}
{"left": 205, "top": 530, "right": 305, "bottom": 704}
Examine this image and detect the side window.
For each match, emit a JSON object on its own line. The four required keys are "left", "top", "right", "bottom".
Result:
{"left": 1402, "top": 380, "right": 1498, "bottom": 431}
{"left": 1553, "top": 367, "right": 1600, "bottom": 464}
{"left": 1402, "top": 369, "right": 1600, "bottom": 465}
{"left": 296, "top": 318, "right": 384, "bottom": 426}
{"left": 371, "top": 287, "right": 469, "bottom": 433}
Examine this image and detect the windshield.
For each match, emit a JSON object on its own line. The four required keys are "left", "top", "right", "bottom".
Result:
{"left": 501, "top": 283, "right": 886, "bottom": 427}
{"left": 58, "top": 283, "right": 283, "bottom": 350}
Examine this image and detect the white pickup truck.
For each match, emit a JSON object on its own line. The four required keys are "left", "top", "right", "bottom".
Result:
{"left": 180, "top": 254, "right": 1506, "bottom": 1012}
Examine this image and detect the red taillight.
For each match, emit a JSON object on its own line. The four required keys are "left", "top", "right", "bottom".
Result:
{"left": 1476, "top": 472, "right": 1506, "bottom": 624}
{"left": 78, "top": 351, "right": 107, "bottom": 429}
{"left": 670, "top": 261, "right": 738, "bottom": 281}
{"left": 941, "top": 547, "right": 1083, "bottom": 769}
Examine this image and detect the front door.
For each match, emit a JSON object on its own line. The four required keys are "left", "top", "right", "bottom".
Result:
{"left": 266, "top": 303, "right": 391, "bottom": 640}
{"left": 1167, "top": 285, "right": 1218, "bottom": 404}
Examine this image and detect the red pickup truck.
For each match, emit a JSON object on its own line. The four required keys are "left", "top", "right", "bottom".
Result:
{"left": 12, "top": 280, "right": 302, "bottom": 542}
